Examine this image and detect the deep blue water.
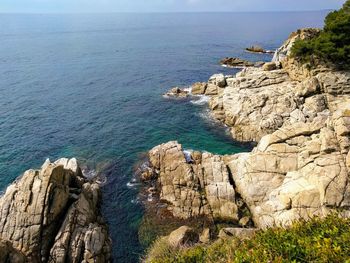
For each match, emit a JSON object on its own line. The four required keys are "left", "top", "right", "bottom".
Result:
{"left": 0, "top": 11, "right": 327, "bottom": 262}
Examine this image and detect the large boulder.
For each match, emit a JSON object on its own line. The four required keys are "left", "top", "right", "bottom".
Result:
{"left": 167, "top": 226, "right": 199, "bottom": 248}
{"left": 146, "top": 141, "right": 240, "bottom": 221}
{"left": 0, "top": 158, "right": 112, "bottom": 263}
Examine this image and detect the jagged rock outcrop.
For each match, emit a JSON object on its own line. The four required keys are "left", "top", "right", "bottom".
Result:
{"left": 0, "top": 158, "right": 112, "bottom": 263}
{"left": 220, "top": 57, "right": 265, "bottom": 68}
{"left": 246, "top": 45, "right": 274, "bottom": 54}
{"left": 146, "top": 28, "right": 350, "bottom": 230}
{"left": 196, "top": 29, "right": 350, "bottom": 143}
{"left": 145, "top": 141, "right": 242, "bottom": 221}
{"left": 163, "top": 87, "right": 189, "bottom": 98}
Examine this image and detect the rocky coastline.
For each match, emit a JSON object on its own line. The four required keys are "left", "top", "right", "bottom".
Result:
{"left": 0, "top": 158, "right": 112, "bottom": 263}
{"left": 0, "top": 27, "right": 349, "bottom": 262}
{"left": 141, "top": 28, "right": 350, "bottom": 251}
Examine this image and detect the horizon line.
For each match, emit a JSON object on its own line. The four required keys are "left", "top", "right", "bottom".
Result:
{"left": 0, "top": 9, "right": 333, "bottom": 15}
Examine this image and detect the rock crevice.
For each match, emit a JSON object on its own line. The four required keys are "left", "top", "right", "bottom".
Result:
{"left": 0, "top": 158, "right": 112, "bottom": 263}
{"left": 144, "top": 28, "right": 350, "bottom": 230}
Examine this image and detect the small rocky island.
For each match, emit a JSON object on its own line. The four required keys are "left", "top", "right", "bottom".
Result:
{"left": 142, "top": 27, "right": 350, "bottom": 260}
{"left": 245, "top": 45, "right": 274, "bottom": 54}
{"left": 0, "top": 158, "right": 111, "bottom": 262}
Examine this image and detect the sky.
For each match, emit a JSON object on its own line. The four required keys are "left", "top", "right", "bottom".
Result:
{"left": 0, "top": 0, "right": 346, "bottom": 13}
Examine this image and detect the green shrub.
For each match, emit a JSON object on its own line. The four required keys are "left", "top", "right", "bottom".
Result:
{"left": 145, "top": 214, "right": 350, "bottom": 263}
{"left": 291, "top": 0, "right": 350, "bottom": 69}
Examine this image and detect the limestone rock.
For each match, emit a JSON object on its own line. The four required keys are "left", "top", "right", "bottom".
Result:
{"left": 146, "top": 141, "right": 239, "bottom": 221}
{"left": 246, "top": 45, "right": 265, "bottom": 53}
{"left": 273, "top": 28, "right": 321, "bottom": 63}
{"left": 167, "top": 226, "right": 199, "bottom": 248}
{"left": 209, "top": 74, "right": 226, "bottom": 88}
{"left": 163, "top": 87, "right": 189, "bottom": 98}
{"left": 191, "top": 82, "right": 207, "bottom": 95}
{"left": 295, "top": 77, "right": 320, "bottom": 97}
{"left": 205, "top": 84, "right": 219, "bottom": 95}
{"left": 239, "top": 217, "right": 252, "bottom": 228}
{"left": 220, "top": 57, "right": 254, "bottom": 68}
{"left": 0, "top": 159, "right": 111, "bottom": 263}
{"left": 262, "top": 62, "right": 277, "bottom": 71}
{"left": 199, "top": 228, "right": 211, "bottom": 244}
{"left": 148, "top": 27, "right": 350, "bottom": 237}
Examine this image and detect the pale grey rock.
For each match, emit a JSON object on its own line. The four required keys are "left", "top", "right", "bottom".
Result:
{"left": 209, "top": 74, "right": 226, "bottom": 88}
{"left": 167, "top": 226, "right": 198, "bottom": 248}
{"left": 0, "top": 159, "right": 111, "bottom": 263}
{"left": 148, "top": 28, "right": 350, "bottom": 236}
{"left": 262, "top": 62, "right": 277, "bottom": 71}
{"left": 163, "top": 87, "right": 189, "bottom": 98}
{"left": 199, "top": 228, "right": 211, "bottom": 244}
{"left": 147, "top": 141, "right": 239, "bottom": 221}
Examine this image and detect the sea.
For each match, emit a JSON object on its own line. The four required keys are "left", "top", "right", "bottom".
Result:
{"left": 0, "top": 11, "right": 328, "bottom": 262}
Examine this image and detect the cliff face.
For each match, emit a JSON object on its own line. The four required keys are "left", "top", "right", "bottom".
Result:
{"left": 147, "top": 142, "right": 240, "bottom": 221}
{"left": 0, "top": 158, "right": 111, "bottom": 263}
{"left": 143, "top": 29, "right": 350, "bottom": 229}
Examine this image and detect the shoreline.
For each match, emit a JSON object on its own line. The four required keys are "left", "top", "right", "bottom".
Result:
{"left": 140, "top": 27, "right": 350, "bottom": 256}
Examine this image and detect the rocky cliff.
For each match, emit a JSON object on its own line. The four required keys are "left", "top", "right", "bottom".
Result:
{"left": 0, "top": 158, "right": 111, "bottom": 263}
{"left": 142, "top": 29, "right": 350, "bottom": 230}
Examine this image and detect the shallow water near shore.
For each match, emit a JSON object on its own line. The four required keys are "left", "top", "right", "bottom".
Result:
{"left": 0, "top": 11, "right": 328, "bottom": 262}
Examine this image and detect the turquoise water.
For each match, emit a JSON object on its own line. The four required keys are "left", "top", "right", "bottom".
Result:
{"left": 0, "top": 12, "right": 327, "bottom": 262}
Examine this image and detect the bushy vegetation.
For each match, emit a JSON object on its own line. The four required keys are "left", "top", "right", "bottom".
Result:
{"left": 145, "top": 214, "right": 350, "bottom": 263}
{"left": 291, "top": 0, "right": 350, "bottom": 69}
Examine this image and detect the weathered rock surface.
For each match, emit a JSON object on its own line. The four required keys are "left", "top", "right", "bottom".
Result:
{"left": 246, "top": 45, "right": 275, "bottom": 54}
{"left": 148, "top": 28, "right": 350, "bottom": 230}
{"left": 146, "top": 141, "right": 242, "bottom": 221}
{"left": 220, "top": 57, "right": 264, "bottom": 68}
{"left": 163, "top": 87, "right": 189, "bottom": 98}
{"left": 191, "top": 82, "right": 207, "bottom": 95}
{"left": 167, "top": 226, "right": 199, "bottom": 248}
{"left": 0, "top": 158, "right": 112, "bottom": 263}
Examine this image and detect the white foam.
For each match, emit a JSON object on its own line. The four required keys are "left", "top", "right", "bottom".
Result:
{"left": 184, "top": 86, "right": 192, "bottom": 93}
{"left": 82, "top": 168, "right": 97, "bottom": 179}
{"left": 147, "top": 193, "right": 154, "bottom": 202}
{"left": 221, "top": 64, "right": 245, "bottom": 69}
{"left": 190, "top": 95, "right": 209, "bottom": 106}
{"left": 183, "top": 149, "right": 193, "bottom": 163}
{"left": 131, "top": 198, "right": 140, "bottom": 204}
{"left": 127, "top": 180, "right": 141, "bottom": 188}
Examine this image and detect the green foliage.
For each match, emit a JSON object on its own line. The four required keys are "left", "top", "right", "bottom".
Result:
{"left": 145, "top": 214, "right": 350, "bottom": 263}
{"left": 291, "top": 0, "right": 350, "bottom": 69}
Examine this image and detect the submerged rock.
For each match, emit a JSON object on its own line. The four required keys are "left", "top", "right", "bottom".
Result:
{"left": 0, "top": 158, "right": 112, "bottom": 263}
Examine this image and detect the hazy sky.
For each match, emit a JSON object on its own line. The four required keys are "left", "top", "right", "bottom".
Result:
{"left": 0, "top": 0, "right": 346, "bottom": 13}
